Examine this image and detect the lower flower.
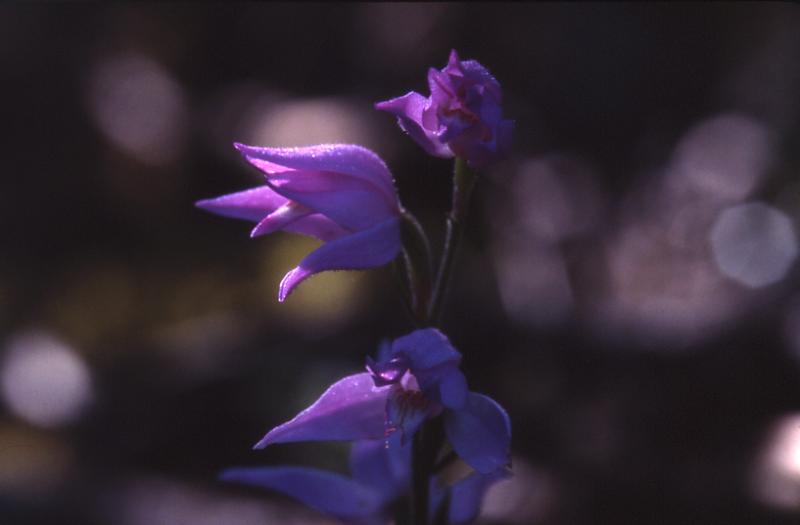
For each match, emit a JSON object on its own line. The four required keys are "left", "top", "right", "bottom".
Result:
{"left": 221, "top": 329, "right": 512, "bottom": 524}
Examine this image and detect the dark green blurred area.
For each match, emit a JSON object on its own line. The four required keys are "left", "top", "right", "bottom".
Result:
{"left": 2, "top": 3, "right": 800, "bottom": 524}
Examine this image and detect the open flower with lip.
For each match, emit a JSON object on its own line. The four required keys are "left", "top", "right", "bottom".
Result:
{"left": 222, "top": 329, "right": 510, "bottom": 524}
{"left": 221, "top": 435, "right": 509, "bottom": 525}
{"left": 376, "top": 50, "right": 514, "bottom": 169}
{"left": 255, "top": 328, "right": 511, "bottom": 477}
{"left": 196, "top": 143, "right": 402, "bottom": 301}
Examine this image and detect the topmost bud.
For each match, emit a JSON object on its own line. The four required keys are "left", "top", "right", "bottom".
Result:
{"left": 376, "top": 50, "right": 514, "bottom": 170}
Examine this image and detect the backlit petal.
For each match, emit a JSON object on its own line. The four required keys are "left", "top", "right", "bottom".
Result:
{"left": 255, "top": 373, "right": 389, "bottom": 448}
{"left": 195, "top": 185, "right": 286, "bottom": 223}
{"left": 263, "top": 169, "right": 396, "bottom": 231}
{"left": 234, "top": 143, "right": 398, "bottom": 208}
{"left": 375, "top": 92, "right": 452, "bottom": 158}
{"left": 250, "top": 201, "right": 313, "bottom": 238}
{"left": 220, "top": 466, "right": 384, "bottom": 521}
{"left": 279, "top": 217, "right": 401, "bottom": 302}
{"left": 444, "top": 393, "right": 511, "bottom": 474}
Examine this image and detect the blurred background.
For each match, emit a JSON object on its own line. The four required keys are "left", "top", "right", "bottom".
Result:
{"left": 2, "top": 3, "right": 800, "bottom": 524}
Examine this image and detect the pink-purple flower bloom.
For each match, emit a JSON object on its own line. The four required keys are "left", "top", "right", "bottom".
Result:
{"left": 255, "top": 329, "right": 511, "bottom": 475}
{"left": 376, "top": 50, "right": 514, "bottom": 169}
{"left": 196, "top": 144, "right": 402, "bottom": 301}
{"left": 222, "top": 328, "right": 511, "bottom": 524}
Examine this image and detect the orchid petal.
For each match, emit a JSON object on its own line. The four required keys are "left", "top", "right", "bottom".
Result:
{"left": 279, "top": 217, "right": 401, "bottom": 302}
{"left": 437, "top": 367, "right": 468, "bottom": 410}
{"left": 391, "top": 328, "right": 461, "bottom": 371}
{"left": 389, "top": 329, "right": 465, "bottom": 408}
{"left": 250, "top": 201, "right": 313, "bottom": 238}
{"left": 349, "top": 434, "right": 411, "bottom": 501}
{"left": 255, "top": 373, "right": 389, "bottom": 448}
{"left": 283, "top": 213, "right": 350, "bottom": 242}
{"left": 263, "top": 169, "right": 396, "bottom": 231}
{"left": 220, "top": 466, "right": 384, "bottom": 521}
{"left": 233, "top": 143, "right": 398, "bottom": 208}
{"left": 195, "top": 185, "right": 286, "bottom": 223}
{"left": 447, "top": 468, "right": 511, "bottom": 524}
{"left": 375, "top": 92, "right": 452, "bottom": 158}
{"left": 444, "top": 393, "right": 511, "bottom": 474}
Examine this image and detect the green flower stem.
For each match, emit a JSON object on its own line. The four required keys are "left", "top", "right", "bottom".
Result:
{"left": 429, "top": 157, "right": 477, "bottom": 325}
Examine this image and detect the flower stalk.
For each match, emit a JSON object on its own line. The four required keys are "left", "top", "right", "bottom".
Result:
{"left": 400, "top": 209, "right": 435, "bottom": 327}
{"left": 411, "top": 417, "right": 444, "bottom": 525}
{"left": 429, "top": 157, "right": 477, "bottom": 325}
{"left": 408, "top": 157, "right": 478, "bottom": 525}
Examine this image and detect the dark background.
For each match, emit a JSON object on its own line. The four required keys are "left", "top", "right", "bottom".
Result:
{"left": 2, "top": 3, "right": 800, "bottom": 524}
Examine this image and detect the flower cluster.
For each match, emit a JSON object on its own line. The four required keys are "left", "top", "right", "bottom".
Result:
{"left": 200, "top": 50, "right": 513, "bottom": 525}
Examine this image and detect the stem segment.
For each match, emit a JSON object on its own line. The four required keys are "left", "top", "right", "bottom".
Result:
{"left": 428, "top": 158, "right": 477, "bottom": 325}
{"left": 400, "top": 209, "right": 435, "bottom": 326}
{"left": 411, "top": 416, "right": 444, "bottom": 525}
{"left": 405, "top": 158, "right": 478, "bottom": 525}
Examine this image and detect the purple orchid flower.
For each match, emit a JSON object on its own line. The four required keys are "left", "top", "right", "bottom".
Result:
{"left": 221, "top": 436, "right": 509, "bottom": 525}
{"left": 376, "top": 50, "right": 514, "bottom": 170}
{"left": 196, "top": 144, "right": 402, "bottom": 301}
{"left": 255, "top": 328, "right": 511, "bottom": 476}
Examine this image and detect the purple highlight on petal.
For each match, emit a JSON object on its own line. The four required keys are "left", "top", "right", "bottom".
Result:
{"left": 233, "top": 143, "right": 398, "bottom": 209}
{"left": 282, "top": 213, "right": 350, "bottom": 242}
{"left": 375, "top": 93, "right": 452, "bottom": 158}
{"left": 250, "top": 201, "right": 313, "bottom": 238}
{"left": 444, "top": 392, "right": 512, "bottom": 474}
{"left": 220, "top": 466, "right": 384, "bottom": 521}
{"left": 255, "top": 373, "right": 390, "bottom": 448}
{"left": 278, "top": 217, "right": 401, "bottom": 302}
{"left": 366, "top": 355, "right": 410, "bottom": 387}
{"left": 263, "top": 169, "right": 397, "bottom": 232}
{"left": 195, "top": 185, "right": 286, "bottom": 223}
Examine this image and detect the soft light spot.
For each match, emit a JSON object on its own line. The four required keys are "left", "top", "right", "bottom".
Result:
{"left": 112, "top": 477, "right": 337, "bottom": 525}
{"left": 710, "top": 202, "right": 798, "bottom": 288}
{"left": 88, "top": 54, "right": 187, "bottom": 165}
{"left": 508, "top": 156, "right": 604, "bottom": 242}
{"left": 672, "top": 114, "right": 770, "bottom": 201}
{"left": 259, "top": 236, "right": 366, "bottom": 329}
{"left": 0, "top": 424, "right": 72, "bottom": 495}
{"left": 494, "top": 241, "right": 572, "bottom": 327}
{"left": 0, "top": 330, "right": 92, "bottom": 428}
{"left": 250, "top": 98, "right": 377, "bottom": 151}
{"left": 751, "top": 414, "right": 800, "bottom": 510}
{"left": 481, "top": 458, "right": 556, "bottom": 523}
